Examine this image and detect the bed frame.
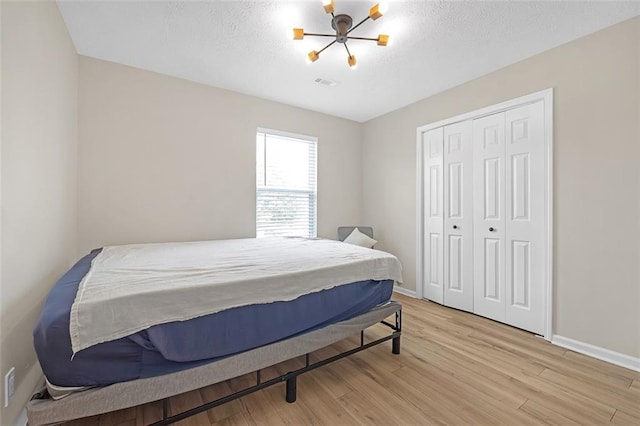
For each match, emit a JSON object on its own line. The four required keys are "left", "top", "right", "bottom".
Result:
{"left": 27, "top": 301, "right": 402, "bottom": 425}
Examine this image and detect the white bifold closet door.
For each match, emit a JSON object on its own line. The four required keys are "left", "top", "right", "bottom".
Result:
{"left": 423, "top": 122, "right": 474, "bottom": 312}
{"left": 473, "top": 101, "right": 545, "bottom": 335}
{"left": 423, "top": 127, "right": 444, "bottom": 304}
{"left": 472, "top": 113, "right": 507, "bottom": 322}
{"left": 443, "top": 121, "right": 473, "bottom": 312}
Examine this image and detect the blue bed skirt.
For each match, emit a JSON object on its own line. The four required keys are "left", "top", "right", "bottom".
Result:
{"left": 34, "top": 249, "right": 394, "bottom": 387}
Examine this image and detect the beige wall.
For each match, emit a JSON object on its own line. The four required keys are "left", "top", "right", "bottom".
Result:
{"left": 0, "top": 1, "right": 78, "bottom": 423}
{"left": 78, "top": 57, "right": 362, "bottom": 253}
{"left": 362, "top": 17, "right": 640, "bottom": 357}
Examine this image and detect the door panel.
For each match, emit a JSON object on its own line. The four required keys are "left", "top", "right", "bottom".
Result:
{"left": 429, "top": 232, "right": 442, "bottom": 288}
{"left": 423, "top": 128, "right": 444, "bottom": 304}
{"left": 511, "top": 240, "right": 530, "bottom": 307}
{"left": 430, "top": 166, "right": 441, "bottom": 216}
{"left": 505, "top": 101, "right": 545, "bottom": 334}
{"left": 448, "top": 235, "right": 462, "bottom": 290}
{"left": 443, "top": 121, "right": 473, "bottom": 312}
{"left": 483, "top": 238, "right": 501, "bottom": 299}
{"left": 448, "top": 162, "right": 462, "bottom": 218}
{"left": 511, "top": 154, "right": 530, "bottom": 221}
{"left": 473, "top": 113, "right": 506, "bottom": 323}
{"left": 483, "top": 158, "right": 501, "bottom": 219}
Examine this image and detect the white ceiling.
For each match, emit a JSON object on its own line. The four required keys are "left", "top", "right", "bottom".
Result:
{"left": 57, "top": 1, "right": 640, "bottom": 122}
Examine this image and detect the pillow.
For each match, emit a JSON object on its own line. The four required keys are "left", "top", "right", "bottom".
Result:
{"left": 343, "top": 227, "right": 377, "bottom": 248}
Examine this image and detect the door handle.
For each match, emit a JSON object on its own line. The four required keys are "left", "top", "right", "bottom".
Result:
{"left": 452, "top": 225, "right": 458, "bottom": 229}
{"left": 489, "top": 227, "right": 495, "bottom": 232}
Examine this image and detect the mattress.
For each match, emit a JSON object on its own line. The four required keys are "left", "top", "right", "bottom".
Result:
{"left": 70, "top": 238, "right": 402, "bottom": 353}
{"left": 34, "top": 249, "right": 394, "bottom": 388}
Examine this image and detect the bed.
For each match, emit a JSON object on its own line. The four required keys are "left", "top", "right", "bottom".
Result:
{"left": 28, "top": 237, "right": 403, "bottom": 425}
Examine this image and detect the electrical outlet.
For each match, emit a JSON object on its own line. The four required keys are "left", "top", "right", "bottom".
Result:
{"left": 4, "top": 367, "right": 15, "bottom": 407}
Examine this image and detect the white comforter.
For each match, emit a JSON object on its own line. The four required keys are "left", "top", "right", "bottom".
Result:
{"left": 70, "top": 237, "right": 403, "bottom": 354}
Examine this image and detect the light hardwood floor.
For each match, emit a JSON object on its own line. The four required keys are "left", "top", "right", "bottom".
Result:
{"left": 66, "top": 294, "right": 640, "bottom": 425}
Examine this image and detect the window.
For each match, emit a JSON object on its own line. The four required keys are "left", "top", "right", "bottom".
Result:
{"left": 256, "top": 129, "right": 317, "bottom": 238}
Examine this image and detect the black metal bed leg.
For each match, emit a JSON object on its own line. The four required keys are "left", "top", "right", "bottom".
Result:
{"left": 285, "top": 375, "right": 297, "bottom": 403}
{"left": 392, "top": 336, "right": 401, "bottom": 354}
{"left": 392, "top": 310, "right": 401, "bottom": 355}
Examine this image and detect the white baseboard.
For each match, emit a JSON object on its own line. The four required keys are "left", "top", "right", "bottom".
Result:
{"left": 393, "top": 285, "right": 417, "bottom": 298}
{"left": 552, "top": 335, "right": 640, "bottom": 372}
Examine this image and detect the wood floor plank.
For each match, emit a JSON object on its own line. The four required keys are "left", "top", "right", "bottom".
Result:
{"left": 397, "top": 364, "right": 522, "bottom": 425}
{"left": 169, "top": 390, "right": 211, "bottom": 426}
{"left": 518, "top": 399, "right": 582, "bottom": 426}
{"left": 199, "top": 380, "right": 245, "bottom": 424}
{"left": 326, "top": 359, "right": 428, "bottom": 424}
{"left": 360, "top": 338, "right": 405, "bottom": 371}
{"left": 292, "top": 374, "right": 359, "bottom": 425}
{"left": 414, "top": 340, "right": 614, "bottom": 424}
{"left": 399, "top": 344, "right": 528, "bottom": 409}
{"left": 135, "top": 406, "right": 144, "bottom": 426}
{"left": 337, "top": 389, "right": 409, "bottom": 425}
{"left": 416, "top": 325, "right": 547, "bottom": 377}
{"left": 539, "top": 367, "right": 640, "bottom": 418}
{"left": 97, "top": 407, "right": 136, "bottom": 426}
{"left": 562, "top": 350, "right": 640, "bottom": 381}
{"left": 307, "top": 356, "right": 355, "bottom": 399}
{"left": 509, "top": 369, "right": 616, "bottom": 422}
{"left": 467, "top": 330, "right": 634, "bottom": 391}
{"left": 210, "top": 410, "right": 254, "bottom": 426}
{"left": 611, "top": 409, "right": 640, "bottom": 425}
{"left": 344, "top": 363, "right": 454, "bottom": 424}
{"left": 63, "top": 294, "right": 639, "bottom": 425}
{"left": 226, "top": 374, "right": 286, "bottom": 426}
{"left": 140, "top": 400, "right": 163, "bottom": 425}
{"left": 394, "top": 363, "right": 540, "bottom": 425}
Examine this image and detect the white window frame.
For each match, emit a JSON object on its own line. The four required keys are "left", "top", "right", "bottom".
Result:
{"left": 256, "top": 127, "right": 318, "bottom": 238}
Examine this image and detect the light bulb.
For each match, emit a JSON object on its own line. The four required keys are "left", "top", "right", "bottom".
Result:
{"left": 377, "top": 34, "right": 389, "bottom": 46}
{"left": 292, "top": 28, "right": 304, "bottom": 40}
{"left": 369, "top": 3, "right": 384, "bottom": 20}
{"left": 307, "top": 50, "right": 319, "bottom": 63}
{"left": 322, "top": 0, "right": 335, "bottom": 14}
{"left": 348, "top": 55, "right": 357, "bottom": 69}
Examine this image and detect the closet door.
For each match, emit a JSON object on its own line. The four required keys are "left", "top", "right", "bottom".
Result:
{"left": 443, "top": 121, "right": 473, "bottom": 312}
{"left": 473, "top": 113, "right": 506, "bottom": 323}
{"left": 423, "top": 127, "right": 444, "bottom": 304}
{"left": 505, "top": 101, "right": 545, "bottom": 334}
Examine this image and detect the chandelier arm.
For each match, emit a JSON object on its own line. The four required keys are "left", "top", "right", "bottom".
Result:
{"left": 304, "top": 33, "right": 337, "bottom": 37}
{"left": 317, "top": 39, "right": 337, "bottom": 55}
{"left": 344, "top": 42, "right": 352, "bottom": 57}
{"left": 347, "top": 36, "right": 378, "bottom": 41}
{"left": 347, "top": 16, "right": 370, "bottom": 34}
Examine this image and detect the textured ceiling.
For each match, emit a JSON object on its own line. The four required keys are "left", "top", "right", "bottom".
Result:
{"left": 57, "top": 1, "right": 640, "bottom": 122}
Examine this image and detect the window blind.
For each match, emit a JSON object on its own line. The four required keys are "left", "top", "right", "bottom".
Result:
{"left": 256, "top": 130, "right": 317, "bottom": 238}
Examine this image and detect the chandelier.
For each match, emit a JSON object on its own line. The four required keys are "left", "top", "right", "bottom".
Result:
{"left": 292, "top": 0, "right": 389, "bottom": 69}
